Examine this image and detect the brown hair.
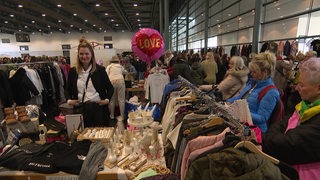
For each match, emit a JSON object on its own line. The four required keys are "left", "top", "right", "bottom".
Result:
{"left": 76, "top": 36, "right": 97, "bottom": 73}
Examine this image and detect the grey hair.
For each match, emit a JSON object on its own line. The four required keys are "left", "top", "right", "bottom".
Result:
{"left": 299, "top": 58, "right": 320, "bottom": 85}
{"left": 230, "top": 56, "right": 246, "bottom": 70}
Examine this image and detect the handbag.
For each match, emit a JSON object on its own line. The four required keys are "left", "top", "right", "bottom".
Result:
{"left": 73, "top": 72, "right": 91, "bottom": 114}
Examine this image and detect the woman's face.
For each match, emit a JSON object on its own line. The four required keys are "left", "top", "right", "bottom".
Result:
{"left": 229, "top": 61, "right": 234, "bottom": 69}
{"left": 78, "top": 47, "right": 92, "bottom": 66}
{"left": 295, "top": 71, "right": 320, "bottom": 103}
{"left": 206, "top": 53, "right": 212, "bottom": 60}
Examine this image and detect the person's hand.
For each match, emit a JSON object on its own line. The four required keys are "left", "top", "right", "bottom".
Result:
{"left": 199, "top": 85, "right": 213, "bottom": 91}
{"left": 67, "top": 99, "right": 80, "bottom": 106}
{"left": 98, "top": 99, "right": 109, "bottom": 105}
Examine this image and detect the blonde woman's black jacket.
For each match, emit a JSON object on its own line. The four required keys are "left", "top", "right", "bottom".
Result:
{"left": 67, "top": 65, "right": 114, "bottom": 102}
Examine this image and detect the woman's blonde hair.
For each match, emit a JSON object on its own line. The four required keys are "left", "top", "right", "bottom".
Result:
{"left": 206, "top": 52, "right": 214, "bottom": 60}
{"left": 76, "top": 36, "right": 97, "bottom": 73}
{"left": 249, "top": 52, "right": 276, "bottom": 77}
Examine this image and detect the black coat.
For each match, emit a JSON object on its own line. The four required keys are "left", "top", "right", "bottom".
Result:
{"left": 9, "top": 68, "right": 39, "bottom": 105}
{"left": 67, "top": 65, "right": 114, "bottom": 101}
{"left": 0, "top": 70, "right": 13, "bottom": 107}
{"left": 263, "top": 113, "right": 320, "bottom": 164}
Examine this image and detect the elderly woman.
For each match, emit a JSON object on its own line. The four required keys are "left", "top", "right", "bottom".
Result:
{"left": 262, "top": 58, "right": 320, "bottom": 180}
{"left": 227, "top": 52, "right": 280, "bottom": 133}
{"left": 200, "top": 56, "right": 249, "bottom": 100}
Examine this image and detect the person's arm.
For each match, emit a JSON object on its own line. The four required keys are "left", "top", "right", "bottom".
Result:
{"left": 101, "top": 67, "right": 114, "bottom": 105}
{"left": 66, "top": 67, "right": 80, "bottom": 105}
{"left": 251, "top": 89, "right": 278, "bottom": 125}
{"left": 263, "top": 113, "right": 320, "bottom": 164}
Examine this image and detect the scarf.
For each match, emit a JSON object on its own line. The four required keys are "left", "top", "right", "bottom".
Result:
{"left": 298, "top": 99, "right": 320, "bottom": 123}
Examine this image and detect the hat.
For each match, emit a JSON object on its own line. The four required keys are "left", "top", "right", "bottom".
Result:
{"left": 110, "top": 56, "right": 119, "bottom": 62}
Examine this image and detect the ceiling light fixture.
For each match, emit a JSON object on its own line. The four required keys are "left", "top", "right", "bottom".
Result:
{"left": 57, "top": 4, "right": 62, "bottom": 7}
{"left": 18, "top": 30, "right": 21, "bottom": 32}
{"left": 84, "top": 19, "right": 88, "bottom": 22}
{"left": 47, "top": 25, "right": 51, "bottom": 28}
{"left": 96, "top": 4, "right": 100, "bottom": 7}
{"left": 18, "top": 4, "right": 23, "bottom": 8}
{"left": 24, "top": 26, "right": 28, "bottom": 28}
{"left": 93, "top": 24, "right": 96, "bottom": 27}
{"left": 137, "top": 19, "right": 140, "bottom": 22}
{"left": 10, "top": 15, "right": 14, "bottom": 17}
{"left": 136, "top": 13, "right": 139, "bottom": 15}
{"left": 42, "top": 14, "right": 46, "bottom": 17}
{"left": 32, "top": 20, "right": 35, "bottom": 23}
{"left": 58, "top": 20, "right": 62, "bottom": 23}
{"left": 116, "top": 24, "right": 119, "bottom": 26}
{"left": 133, "top": 4, "right": 138, "bottom": 7}
{"left": 111, "top": 19, "right": 114, "bottom": 22}
{"left": 105, "top": 13, "right": 109, "bottom": 15}
{"left": 73, "top": 13, "right": 77, "bottom": 16}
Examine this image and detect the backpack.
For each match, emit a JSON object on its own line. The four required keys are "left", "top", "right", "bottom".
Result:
{"left": 258, "top": 85, "right": 285, "bottom": 128}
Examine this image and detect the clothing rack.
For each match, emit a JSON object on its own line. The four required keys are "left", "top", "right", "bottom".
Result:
{"left": 0, "top": 61, "right": 52, "bottom": 66}
{"left": 259, "top": 35, "right": 320, "bottom": 44}
{"left": 177, "top": 76, "right": 244, "bottom": 134}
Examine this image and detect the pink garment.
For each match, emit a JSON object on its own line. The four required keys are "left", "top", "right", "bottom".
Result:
{"left": 186, "top": 139, "right": 224, "bottom": 172}
{"left": 249, "top": 124, "right": 262, "bottom": 144}
{"left": 54, "top": 115, "right": 66, "bottom": 126}
{"left": 285, "top": 110, "right": 300, "bottom": 133}
{"left": 285, "top": 110, "right": 320, "bottom": 179}
{"left": 292, "top": 162, "right": 320, "bottom": 180}
{"left": 180, "top": 128, "right": 230, "bottom": 180}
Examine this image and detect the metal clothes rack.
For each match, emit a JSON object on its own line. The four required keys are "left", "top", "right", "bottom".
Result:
{"left": 0, "top": 61, "right": 52, "bottom": 66}
{"left": 177, "top": 76, "right": 244, "bottom": 134}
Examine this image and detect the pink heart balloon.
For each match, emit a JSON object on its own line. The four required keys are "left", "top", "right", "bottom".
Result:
{"left": 132, "top": 28, "right": 165, "bottom": 64}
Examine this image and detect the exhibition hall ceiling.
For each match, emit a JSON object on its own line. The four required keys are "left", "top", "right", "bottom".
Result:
{"left": 0, "top": 0, "right": 161, "bottom": 34}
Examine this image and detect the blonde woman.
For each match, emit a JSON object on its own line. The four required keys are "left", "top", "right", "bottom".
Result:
{"left": 227, "top": 52, "right": 280, "bottom": 133}
{"left": 201, "top": 52, "right": 218, "bottom": 85}
{"left": 200, "top": 56, "right": 249, "bottom": 100}
{"left": 67, "top": 37, "right": 114, "bottom": 127}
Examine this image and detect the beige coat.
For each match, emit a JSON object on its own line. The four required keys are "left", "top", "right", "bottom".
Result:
{"left": 201, "top": 60, "right": 218, "bottom": 84}
{"left": 272, "top": 60, "right": 293, "bottom": 91}
{"left": 217, "top": 67, "right": 250, "bottom": 100}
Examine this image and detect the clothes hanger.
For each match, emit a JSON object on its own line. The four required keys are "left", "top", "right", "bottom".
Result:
{"left": 234, "top": 141, "right": 279, "bottom": 164}
{"left": 201, "top": 116, "right": 224, "bottom": 129}
{"left": 175, "top": 94, "right": 198, "bottom": 102}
